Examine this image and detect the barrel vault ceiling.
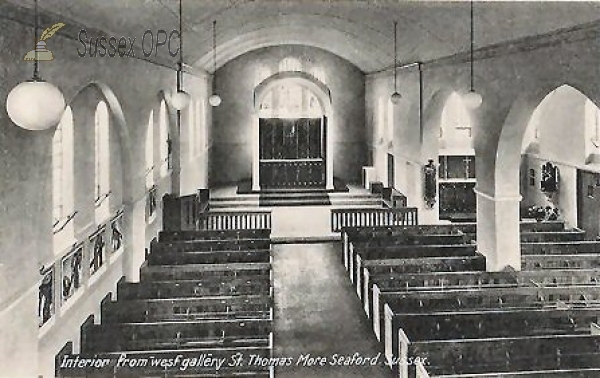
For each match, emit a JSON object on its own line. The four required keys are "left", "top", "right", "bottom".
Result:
{"left": 5, "top": 0, "right": 600, "bottom": 73}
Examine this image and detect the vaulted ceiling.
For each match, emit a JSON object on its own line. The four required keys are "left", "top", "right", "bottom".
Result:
{"left": 6, "top": 0, "right": 600, "bottom": 73}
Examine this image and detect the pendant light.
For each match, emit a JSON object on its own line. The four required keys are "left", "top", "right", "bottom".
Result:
{"left": 390, "top": 20, "right": 401, "bottom": 104}
{"left": 6, "top": 0, "right": 66, "bottom": 131}
{"left": 208, "top": 20, "right": 222, "bottom": 107}
{"left": 170, "top": 0, "right": 191, "bottom": 110}
{"left": 463, "top": 0, "right": 483, "bottom": 109}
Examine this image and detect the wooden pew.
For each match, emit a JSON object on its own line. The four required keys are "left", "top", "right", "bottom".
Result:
{"left": 372, "top": 285, "right": 600, "bottom": 342}
{"left": 521, "top": 241, "right": 600, "bottom": 255}
{"left": 151, "top": 238, "right": 271, "bottom": 254}
{"left": 117, "top": 279, "right": 272, "bottom": 300}
{"left": 522, "top": 254, "right": 600, "bottom": 270}
{"left": 356, "top": 255, "right": 487, "bottom": 301}
{"left": 82, "top": 319, "right": 272, "bottom": 353}
{"left": 383, "top": 307, "right": 600, "bottom": 373}
{"left": 102, "top": 295, "right": 273, "bottom": 323}
{"left": 140, "top": 261, "right": 272, "bottom": 282}
{"left": 405, "top": 334, "right": 600, "bottom": 378}
{"left": 147, "top": 249, "right": 271, "bottom": 266}
{"left": 519, "top": 269, "right": 600, "bottom": 286}
{"left": 58, "top": 345, "right": 274, "bottom": 377}
{"left": 416, "top": 366, "right": 600, "bottom": 378}
{"left": 349, "top": 244, "right": 478, "bottom": 285}
{"left": 520, "top": 229, "right": 586, "bottom": 243}
{"left": 158, "top": 228, "right": 271, "bottom": 242}
{"left": 341, "top": 225, "right": 470, "bottom": 268}
{"left": 362, "top": 270, "right": 518, "bottom": 318}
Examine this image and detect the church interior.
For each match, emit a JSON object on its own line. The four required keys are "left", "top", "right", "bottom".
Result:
{"left": 3, "top": 0, "right": 600, "bottom": 377}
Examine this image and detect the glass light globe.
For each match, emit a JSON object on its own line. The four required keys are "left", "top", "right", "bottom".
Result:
{"left": 390, "top": 91, "right": 402, "bottom": 104}
{"left": 209, "top": 94, "right": 222, "bottom": 107}
{"left": 7, "top": 80, "right": 66, "bottom": 131}
{"left": 463, "top": 90, "right": 483, "bottom": 109}
{"left": 171, "top": 90, "right": 191, "bottom": 110}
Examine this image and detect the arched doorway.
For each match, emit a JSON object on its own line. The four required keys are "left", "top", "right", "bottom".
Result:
{"left": 253, "top": 71, "right": 334, "bottom": 190}
{"left": 520, "top": 84, "right": 600, "bottom": 237}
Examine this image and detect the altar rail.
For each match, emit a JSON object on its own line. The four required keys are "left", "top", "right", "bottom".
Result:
{"left": 198, "top": 211, "right": 272, "bottom": 231}
{"left": 331, "top": 208, "right": 418, "bottom": 232}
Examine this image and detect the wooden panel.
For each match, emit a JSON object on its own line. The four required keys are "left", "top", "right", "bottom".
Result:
{"left": 577, "top": 169, "right": 600, "bottom": 239}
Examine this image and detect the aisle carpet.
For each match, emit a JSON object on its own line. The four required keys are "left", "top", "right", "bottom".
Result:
{"left": 272, "top": 243, "right": 393, "bottom": 378}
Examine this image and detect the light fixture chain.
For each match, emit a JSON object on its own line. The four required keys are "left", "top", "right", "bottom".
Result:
{"left": 470, "top": 0, "right": 474, "bottom": 92}
{"left": 177, "top": 0, "right": 183, "bottom": 92}
{"left": 212, "top": 20, "right": 218, "bottom": 90}
{"left": 33, "top": 0, "right": 40, "bottom": 81}
{"left": 394, "top": 20, "right": 398, "bottom": 91}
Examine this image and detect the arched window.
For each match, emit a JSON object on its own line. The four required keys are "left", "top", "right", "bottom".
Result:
{"left": 387, "top": 98, "right": 394, "bottom": 144}
{"left": 197, "top": 100, "right": 205, "bottom": 155}
{"left": 585, "top": 98, "right": 600, "bottom": 159}
{"left": 187, "top": 102, "right": 196, "bottom": 160}
{"left": 279, "top": 57, "right": 302, "bottom": 73}
{"left": 440, "top": 92, "right": 473, "bottom": 151}
{"left": 94, "top": 101, "right": 110, "bottom": 223}
{"left": 145, "top": 110, "right": 154, "bottom": 189}
{"left": 53, "top": 106, "right": 75, "bottom": 252}
{"left": 159, "top": 100, "right": 170, "bottom": 177}
{"left": 377, "top": 96, "right": 385, "bottom": 145}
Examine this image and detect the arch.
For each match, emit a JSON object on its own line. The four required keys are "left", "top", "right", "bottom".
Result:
{"left": 52, "top": 106, "right": 75, "bottom": 253}
{"left": 496, "top": 83, "right": 599, "bottom": 197}
{"left": 159, "top": 99, "right": 170, "bottom": 177}
{"left": 94, "top": 101, "right": 111, "bottom": 223}
{"left": 254, "top": 71, "right": 332, "bottom": 116}
{"left": 252, "top": 71, "right": 334, "bottom": 190}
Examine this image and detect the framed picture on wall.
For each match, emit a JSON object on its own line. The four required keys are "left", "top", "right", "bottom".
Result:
{"left": 89, "top": 228, "right": 106, "bottom": 276}
{"left": 110, "top": 211, "right": 124, "bottom": 254}
{"left": 61, "top": 245, "right": 83, "bottom": 304}
{"left": 38, "top": 265, "right": 54, "bottom": 327}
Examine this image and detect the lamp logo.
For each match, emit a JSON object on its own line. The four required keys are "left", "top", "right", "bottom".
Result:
{"left": 23, "top": 22, "right": 65, "bottom": 61}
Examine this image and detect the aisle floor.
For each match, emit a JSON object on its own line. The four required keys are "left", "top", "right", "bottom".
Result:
{"left": 272, "top": 242, "right": 394, "bottom": 377}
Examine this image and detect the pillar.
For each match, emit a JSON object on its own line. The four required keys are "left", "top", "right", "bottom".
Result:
{"left": 126, "top": 200, "right": 146, "bottom": 282}
{"left": 252, "top": 115, "right": 260, "bottom": 192}
{"left": 475, "top": 188, "right": 522, "bottom": 271}
{"left": 326, "top": 116, "right": 334, "bottom": 190}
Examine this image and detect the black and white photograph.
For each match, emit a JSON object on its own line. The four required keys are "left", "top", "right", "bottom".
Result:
{"left": 2, "top": 0, "right": 600, "bottom": 377}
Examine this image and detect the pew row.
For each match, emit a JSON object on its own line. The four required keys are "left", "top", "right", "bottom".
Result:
{"left": 361, "top": 270, "right": 518, "bottom": 318}
{"left": 348, "top": 244, "right": 478, "bottom": 285}
{"left": 159, "top": 228, "right": 271, "bottom": 242}
{"left": 140, "top": 261, "right": 272, "bottom": 282}
{"left": 151, "top": 238, "right": 272, "bottom": 254}
{"left": 117, "top": 278, "right": 272, "bottom": 300}
{"left": 147, "top": 249, "right": 272, "bottom": 266}
{"left": 383, "top": 307, "right": 600, "bottom": 376}
{"left": 404, "top": 334, "right": 600, "bottom": 378}
{"left": 522, "top": 254, "right": 600, "bottom": 270}
{"left": 371, "top": 285, "right": 600, "bottom": 342}
{"left": 82, "top": 319, "right": 272, "bottom": 353}
{"left": 102, "top": 296, "right": 273, "bottom": 323}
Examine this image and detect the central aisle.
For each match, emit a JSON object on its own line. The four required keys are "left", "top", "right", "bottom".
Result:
{"left": 272, "top": 242, "right": 394, "bottom": 377}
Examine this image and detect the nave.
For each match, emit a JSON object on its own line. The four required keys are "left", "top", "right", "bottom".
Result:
{"left": 272, "top": 243, "right": 391, "bottom": 378}
{"left": 4, "top": 1, "right": 600, "bottom": 377}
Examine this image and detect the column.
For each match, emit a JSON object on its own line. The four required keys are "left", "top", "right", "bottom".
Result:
{"left": 126, "top": 200, "right": 146, "bottom": 282}
{"left": 326, "top": 116, "right": 334, "bottom": 190}
{"left": 475, "top": 188, "right": 522, "bottom": 271}
{"left": 252, "top": 115, "right": 260, "bottom": 191}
